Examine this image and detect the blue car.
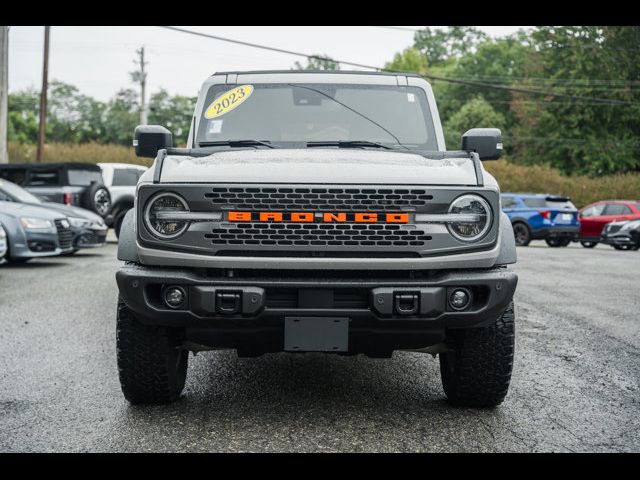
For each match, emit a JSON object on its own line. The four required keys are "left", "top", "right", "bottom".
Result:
{"left": 501, "top": 193, "right": 580, "bottom": 247}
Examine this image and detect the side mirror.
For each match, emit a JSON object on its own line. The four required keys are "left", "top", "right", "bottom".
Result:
{"left": 133, "top": 125, "right": 173, "bottom": 158}
{"left": 462, "top": 128, "right": 502, "bottom": 160}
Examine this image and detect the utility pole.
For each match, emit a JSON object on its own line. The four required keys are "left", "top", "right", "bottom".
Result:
{"left": 0, "top": 26, "right": 9, "bottom": 164}
{"left": 130, "top": 46, "right": 147, "bottom": 125}
{"left": 36, "top": 25, "right": 50, "bottom": 163}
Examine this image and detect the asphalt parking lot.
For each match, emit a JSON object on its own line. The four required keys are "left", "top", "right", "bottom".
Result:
{"left": 0, "top": 237, "right": 638, "bottom": 452}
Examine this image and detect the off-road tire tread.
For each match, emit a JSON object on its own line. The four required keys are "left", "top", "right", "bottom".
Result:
{"left": 440, "top": 302, "right": 515, "bottom": 408}
{"left": 116, "top": 297, "right": 187, "bottom": 404}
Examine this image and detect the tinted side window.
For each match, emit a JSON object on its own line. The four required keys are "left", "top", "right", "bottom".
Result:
{"left": 0, "top": 169, "right": 28, "bottom": 185}
{"left": 26, "top": 169, "right": 60, "bottom": 186}
{"left": 501, "top": 196, "right": 517, "bottom": 209}
{"left": 522, "top": 197, "right": 547, "bottom": 208}
{"left": 604, "top": 204, "right": 631, "bottom": 215}
{"left": 582, "top": 204, "right": 605, "bottom": 217}
{"left": 112, "top": 169, "right": 139, "bottom": 186}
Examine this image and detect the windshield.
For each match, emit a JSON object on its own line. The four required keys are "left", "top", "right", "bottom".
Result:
{"left": 0, "top": 179, "right": 42, "bottom": 203}
{"left": 196, "top": 83, "right": 438, "bottom": 150}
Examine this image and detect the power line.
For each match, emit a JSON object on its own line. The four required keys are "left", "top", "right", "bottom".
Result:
{"left": 369, "top": 26, "right": 422, "bottom": 33}
{"left": 156, "top": 26, "right": 639, "bottom": 107}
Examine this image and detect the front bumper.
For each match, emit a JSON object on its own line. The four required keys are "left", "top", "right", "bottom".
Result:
{"left": 600, "top": 233, "right": 639, "bottom": 247}
{"left": 11, "top": 230, "right": 74, "bottom": 259}
{"left": 532, "top": 226, "right": 579, "bottom": 240}
{"left": 116, "top": 264, "right": 517, "bottom": 356}
{"left": 73, "top": 227, "right": 108, "bottom": 249}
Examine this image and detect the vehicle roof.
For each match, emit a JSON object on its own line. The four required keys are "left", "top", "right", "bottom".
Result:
{"left": 212, "top": 69, "right": 423, "bottom": 78}
{"left": 584, "top": 199, "right": 640, "bottom": 205}
{"left": 97, "top": 162, "right": 147, "bottom": 170}
{"left": 502, "top": 193, "right": 557, "bottom": 198}
{"left": 0, "top": 162, "right": 101, "bottom": 171}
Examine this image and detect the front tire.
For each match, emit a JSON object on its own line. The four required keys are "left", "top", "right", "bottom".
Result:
{"left": 581, "top": 241, "right": 597, "bottom": 248}
{"left": 116, "top": 297, "right": 188, "bottom": 404}
{"left": 439, "top": 302, "right": 515, "bottom": 407}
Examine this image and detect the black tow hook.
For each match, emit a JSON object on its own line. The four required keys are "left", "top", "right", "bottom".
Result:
{"left": 394, "top": 293, "right": 420, "bottom": 316}
{"left": 216, "top": 291, "right": 242, "bottom": 315}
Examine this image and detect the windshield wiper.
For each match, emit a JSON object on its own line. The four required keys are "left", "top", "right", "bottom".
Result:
{"left": 199, "top": 140, "right": 275, "bottom": 149}
{"left": 306, "top": 140, "right": 393, "bottom": 150}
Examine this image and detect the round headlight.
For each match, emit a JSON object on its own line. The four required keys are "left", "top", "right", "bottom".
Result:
{"left": 144, "top": 192, "right": 190, "bottom": 239}
{"left": 447, "top": 194, "right": 492, "bottom": 242}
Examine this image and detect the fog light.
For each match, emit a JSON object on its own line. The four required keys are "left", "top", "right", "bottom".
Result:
{"left": 449, "top": 288, "right": 471, "bottom": 311}
{"left": 164, "top": 286, "right": 186, "bottom": 309}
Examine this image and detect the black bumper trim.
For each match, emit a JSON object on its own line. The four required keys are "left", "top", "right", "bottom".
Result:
{"left": 116, "top": 264, "right": 517, "bottom": 332}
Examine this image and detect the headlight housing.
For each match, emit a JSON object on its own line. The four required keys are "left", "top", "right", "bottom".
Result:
{"left": 68, "top": 217, "right": 91, "bottom": 228}
{"left": 144, "top": 192, "right": 190, "bottom": 239}
{"left": 20, "top": 217, "right": 53, "bottom": 230}
{"left": 447, "top": 194, "right": 492, "bottom": 242}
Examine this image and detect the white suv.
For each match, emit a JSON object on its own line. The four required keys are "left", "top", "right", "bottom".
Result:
{"left": 98, "top": 163, "right": 148, "bottom": 237}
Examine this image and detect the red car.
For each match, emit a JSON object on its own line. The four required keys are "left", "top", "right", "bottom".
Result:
{"left": 578, "top": 200, "right": 640, "bottom": 248}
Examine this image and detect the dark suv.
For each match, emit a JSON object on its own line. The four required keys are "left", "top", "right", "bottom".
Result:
{"left": 0, "top": 163, "right": 112, "bottom": 218}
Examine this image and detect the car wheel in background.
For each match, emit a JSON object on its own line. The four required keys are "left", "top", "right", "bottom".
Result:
{"left": 580, "top": 241, "right": 598, "bottom": 248}
{"left": 546, "top": 238, "right": 571, "bottom": 247}
{"left": 82, "top": 183, "right": 112, "bottom": 217}
{"left": 613, "top": 245, "right": 632, "bottom": 251}
{"left": 512, "top": 222, "right": 531, "bottom": 247}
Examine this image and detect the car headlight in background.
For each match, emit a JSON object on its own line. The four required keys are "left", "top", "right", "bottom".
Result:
{"left": 446, "top": 194, "right": 492, "bottom": 242}
{"left": 69, "top": 217, "right": 91, "bottom": 228}
{"left": 20, "top": 217, "right": 53, "bottom": 230}
{"left": 68, "top": 217, "right": 106, "bottom": 230}
{"left": 144, "top": 192, "right": 190, "bottom": 239}
{"left": 620, "top": 220, "right": 640, "bottom": 232}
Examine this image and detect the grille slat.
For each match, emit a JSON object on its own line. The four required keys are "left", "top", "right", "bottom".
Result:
{"left": 205, "top": 222, "right": 432, "bottom": 248}
{"left": 204, "top": 187, "right": 433, "bottom": 211}
{"left": 54, "top": 220, "right": 73, "bottom": 250}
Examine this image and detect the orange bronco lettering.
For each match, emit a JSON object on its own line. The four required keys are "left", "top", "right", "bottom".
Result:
{"left": 228, "top": 211, "right": 252, "bottom": 222}
{"left": 291, "top": 212, "right": 314, "bottom": 222}
{"left": 259, "top": 212, "right": 283, "bottom": 222}
{"left": 385, "top": 213, "right": 409, "bottom": 223}
{"left": 323, "top": 212, "right": 347, "bottom": 222}
{"left": 354, "top": 213, "right": 378, "bottom": 223}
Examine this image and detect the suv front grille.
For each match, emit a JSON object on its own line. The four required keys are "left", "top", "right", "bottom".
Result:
{"left": 205, "top": 222, "right": 432, "bottom": 248}
{"left": 55, "top": 220, "right": 73, "bottom": 250}
{"left": 204, "top": 187, "right": 434, "bottom": 211}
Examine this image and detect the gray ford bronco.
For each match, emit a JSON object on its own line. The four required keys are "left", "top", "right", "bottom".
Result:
{"left": 116, "top": 70, "right": 518, "bottom": 407}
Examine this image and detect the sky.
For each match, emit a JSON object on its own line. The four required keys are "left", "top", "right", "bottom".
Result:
{"left": 8, "top": 26, "right": 531, "bottom": 101}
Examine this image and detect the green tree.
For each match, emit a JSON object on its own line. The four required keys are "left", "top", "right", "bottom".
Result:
{"left": 101, "top": 88, "right": 139, "bottom": 146}
{"left": 148, "top": 89, "right": 197, "bottom": 147}
{"left": 413, "top": 26, "right": 488, "bottom": 67}
{"left": 7, "top": 89, "right": 40, "bottom": 143}
{"left": 444, "top": 96, "right": 506, "bottom": 148}
{"left": 385, "top": 47, "right": 427, "bottom": 74}
{"left": 512, "top": 26, "right": 640, "bottom": 174}
{"left": 293, "top": 55, "right": 340, "bottom": 70}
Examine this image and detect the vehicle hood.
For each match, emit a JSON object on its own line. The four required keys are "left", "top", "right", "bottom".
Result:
{"left": 0, "top": 201, "right": 67, "bottom": 220}
{"left": 40, "top": 202, "right": 104, "bottom": 223}
{"left": 159, "top": 149, "right": 479, "bottom": 185}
